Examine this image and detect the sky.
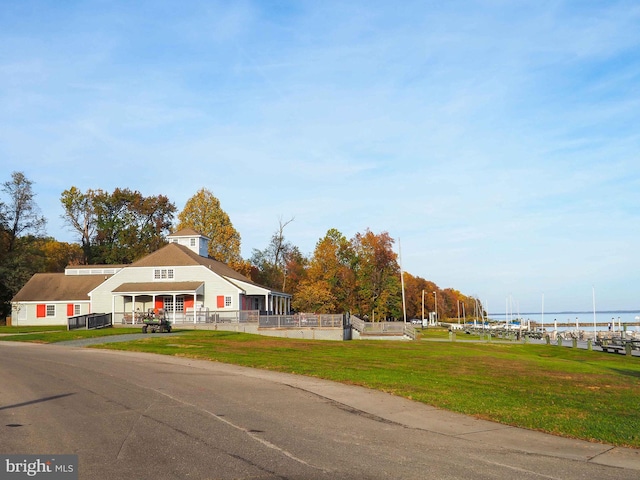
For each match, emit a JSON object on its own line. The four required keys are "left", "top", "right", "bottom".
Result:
{"left": 1, "top": 0, "right": 639, "bottom": 313}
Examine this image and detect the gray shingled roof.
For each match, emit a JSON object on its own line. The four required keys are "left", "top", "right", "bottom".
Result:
{"left": 12, "top": 273, "right": 110, "bottom": 302}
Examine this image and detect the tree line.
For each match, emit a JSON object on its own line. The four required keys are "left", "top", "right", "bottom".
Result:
{"left": 1, "top": 172, "right": 483, "bottom": 321}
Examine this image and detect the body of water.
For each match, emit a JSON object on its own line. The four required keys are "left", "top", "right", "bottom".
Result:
{"left": 486, "top": 311, "right": 640, "bottom": 333}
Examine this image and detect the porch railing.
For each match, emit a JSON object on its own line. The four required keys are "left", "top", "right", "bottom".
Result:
{"left": 115, "top": 310, "right": 261, "bottom": 325}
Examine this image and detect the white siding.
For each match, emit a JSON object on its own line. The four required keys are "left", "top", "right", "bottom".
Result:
{"left": 11, "top": 301, "right": 91, "bottom": 326}
{"left": 90, "top": 265, "right": 244, "bottom": 314}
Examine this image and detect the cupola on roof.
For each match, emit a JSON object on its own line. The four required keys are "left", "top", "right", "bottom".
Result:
{"left": 167, "top": 229, "right": 209, "bottom": 257}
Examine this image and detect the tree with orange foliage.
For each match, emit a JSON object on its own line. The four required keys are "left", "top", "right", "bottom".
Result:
{"left": 351, "top": 229, "right": 401, "bottom": 320}
{"left": 292, "top": 229, "right": 354, "bottom": 313}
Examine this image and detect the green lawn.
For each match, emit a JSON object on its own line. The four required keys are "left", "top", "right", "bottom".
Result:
{"left": 2, "top": 327, "right": 639, "bottom": 448}
{"left": 0, "top": 325, "right": 147, "bottom": 342}
{"left": 0, "top": 325, "right": 67, "bottom": 334}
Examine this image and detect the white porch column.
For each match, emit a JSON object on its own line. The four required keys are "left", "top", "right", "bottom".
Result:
{"left": 173, "top": 294, "right": 177, "bottom": 324}
{"left": 132, "top": 295, "right": 136, "bottom": 323}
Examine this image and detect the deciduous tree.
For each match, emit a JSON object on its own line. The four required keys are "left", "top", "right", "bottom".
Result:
{"left": 39, "top": 238, "right": 85, "bottom": 272}
{"left": 250, "top": 217, "right": 297, "bottom": 292}
{"left": 0, "top": 172, "right": 47, "bottom": 317}
{"left": 292, "top": 281, "right": 336, "bottom": 313}
{"left": 294, "top": 229, "right": 354, "bottom": 313}
{"left": 60, "top": 187, "right": 98, "bottom": 263}
{"left": 92, "top": 188, "right": 176, "bottom": 264}
{"left": 1, "top": 172, "right": 46, "bottom": 253}
{"left": 351, "top": 230, "right": 401, "bottom": 320}
{"left": 60, "top": 187, "right": 176, "bottom": 264}
{"left": 177, "top": 188, "right": 241, "bottom": 263}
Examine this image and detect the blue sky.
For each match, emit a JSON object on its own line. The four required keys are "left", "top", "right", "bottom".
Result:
{"left": 1, "top": 1, "right": 639, "bottom": 313}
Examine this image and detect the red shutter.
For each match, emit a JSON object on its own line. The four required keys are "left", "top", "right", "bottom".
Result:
{"left": 67, "top": 304, "right": 74, "bottom": 316}
{"left": 217, "top": 295, "right": 225, "bottom": 308}
{"left": 36, "top": 304, "right": 46, "bottom": 318}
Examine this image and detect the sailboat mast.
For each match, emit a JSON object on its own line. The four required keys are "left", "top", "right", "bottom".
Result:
{"left": 399, "top": 238, "right": 407, "bottom": 324}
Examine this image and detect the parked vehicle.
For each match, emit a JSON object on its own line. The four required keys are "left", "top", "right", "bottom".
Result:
{"left": 141, "top": 309, "right": 172, "bottom": 333}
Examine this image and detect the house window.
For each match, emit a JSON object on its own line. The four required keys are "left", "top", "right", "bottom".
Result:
{"left": 46, "top": 305, "right": 55, "bottom": 317}
{"left": 153, "top": 269, "right": 174, "bottom": 280}
{"left": 190, "top": 238, "right": 196, "bottom": 247}
{"left": 225, "top": 296, "right": 232, "bottom": 307}
{"left": 74, "top": 304, "right": 81, "bottom": 315}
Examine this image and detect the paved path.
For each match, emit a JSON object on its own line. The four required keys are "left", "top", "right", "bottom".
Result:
{"left": 54, "top": 332, "right": 184, "bottom": 347}
{"left": 1, "top": 340, "right": 638, "bottom": 479}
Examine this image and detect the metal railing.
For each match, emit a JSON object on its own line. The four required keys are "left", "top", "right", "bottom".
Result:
{"left": 403, "top": 324, "right": 416, "bottom": 340}
{"left": 362, "top": 322, "right": 405, "bottom": 334}
{"left": 259, "top": 313, "right": 344, "bottom": 329}
{"left": 115, "top": 310, "right": 261, "bottom": 325}
{"left": 351, "top": 315, "right": 366, "bottom": 332}
{"left": 115, "top": 310, "right": 344, "bottom": 329}
{"left": 350, "top": 315, "right": 416, "bottom": 339}
{"left": 68, "top": 313, "right": 112, "bottom": 330}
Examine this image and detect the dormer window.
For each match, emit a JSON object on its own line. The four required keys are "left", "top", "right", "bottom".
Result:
{"left": 190, "top": 238, "right": 196, "bottom": 247}
{"left": 153, "top": 268, "right": 174, "bottom": 280}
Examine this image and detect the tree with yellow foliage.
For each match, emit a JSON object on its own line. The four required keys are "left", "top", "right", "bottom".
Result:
{"left": 177, "top": 188, "right": 242, "bottom": 264}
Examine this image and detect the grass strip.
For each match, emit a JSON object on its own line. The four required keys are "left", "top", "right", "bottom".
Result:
{"left": 0, "top": 326, "right": 150, "bottom": 343}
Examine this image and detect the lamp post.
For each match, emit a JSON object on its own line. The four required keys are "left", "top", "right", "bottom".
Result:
{"left": 421, "top": 290, "right": 425, "bottom": 325}
{"left": 433, "top": 291, "right": 438, "bottom": 326}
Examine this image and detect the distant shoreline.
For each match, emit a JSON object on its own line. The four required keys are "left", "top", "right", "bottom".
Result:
{"left": 488, "top": 310, "right": 640, "bottom": 316}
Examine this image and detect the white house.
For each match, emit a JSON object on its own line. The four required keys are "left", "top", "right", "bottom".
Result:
{"left": 11, "top": 229, "right": 291, "bottom": 326}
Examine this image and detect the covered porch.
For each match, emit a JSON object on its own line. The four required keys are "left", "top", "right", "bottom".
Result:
{"left": 267, "top": 292, "right": 291, "bottom": 315}
{"left": 111, "top": 281, "right": 205, "bottom": 324}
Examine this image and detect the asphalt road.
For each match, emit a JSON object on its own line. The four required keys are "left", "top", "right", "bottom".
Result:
{"left": 1, "top": 341, "right": 638, "bottom": 480}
